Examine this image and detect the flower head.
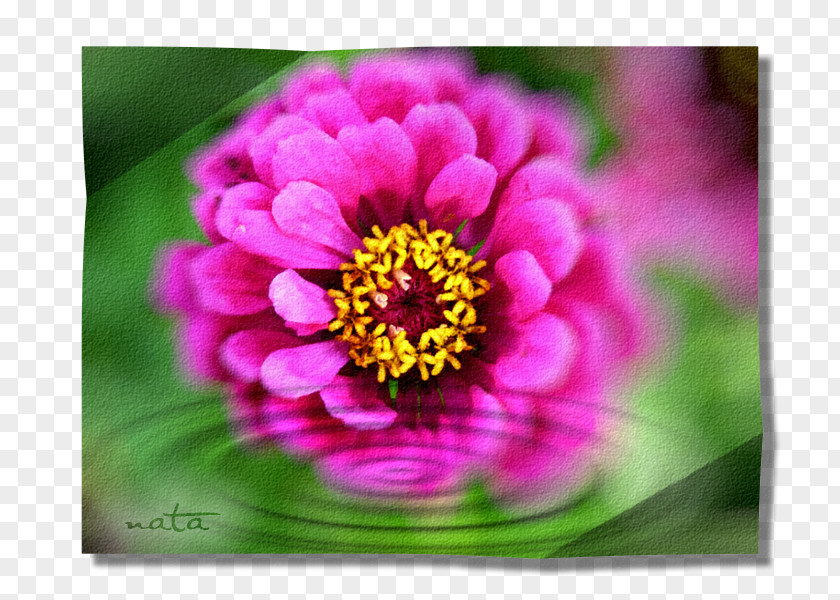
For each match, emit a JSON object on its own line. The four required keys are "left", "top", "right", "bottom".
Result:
{"left": 155, "top": 50, "right": 645, "bottom": 508}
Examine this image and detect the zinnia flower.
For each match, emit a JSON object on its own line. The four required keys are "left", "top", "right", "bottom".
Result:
{"left": 154, "top": 50, "right": 644, "bottom": 508}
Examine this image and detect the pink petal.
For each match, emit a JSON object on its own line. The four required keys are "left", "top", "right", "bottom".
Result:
{"left": 236, "top": 94, "right": 286, "bottom": 137}
{"left": 227, "top": 209, "right": 295, "bottom": 263}
{"left": 190, "top": 190, "right": 226, "bottom": 245}
{"left": 272, "top": 181, "right": 362, "bottom": 258}
{"left": 178, "top": 309, "right": 282, "bottom": 383}
{"left": 464, "top": 388, "right": 540, "bottom": 495}
{"left": 180, "top": 313, "right": 232, "bottom": 382}
{"left": 463, "top": 80, "right": 532, "bottom": 179}
{"left": 416, "top": 51, "right": 474, "bottom": 103}
{"left": 546, "top": 232, "right": 647, "bottom": 361}
{"left": 319, "top": 375, "right": 397, "bottom": 430}
{"left": 337, "top": 117, "right": 418, "bottom": 227}
{"left": 248, "top": 114, "right": 316, "bottom": 187}
{"left": 176, "top": 310, "right": 283, "bottom": 383}
{"left": 219, "top": 181, "right": 360, "bottom": 269}
{"left": 220, "top": 329, "right": 302, "bottom": 383}
{"left": 261, "top": 393, "right": 346, "bottom": 458}
{"left": 317, "top": 436, "right": 471, "bottom": 500}
{"left": 545, "top": 298, "right": 629, "bottom": 403}
{"left": 261, "top": 340, "right": 348, "bottom": 399}
{"left": 189, "top": 132, "right": 257, "bottom": 191}
{"left": 424, "top": 154, "right": 497, "bottom": 228}
{"left": 296, "top": 87, "right": 367, "bottom": 137}
{"left": 280, "top": 61, "right": 345, "bottom": 112}
{"left": 494, "top": 250, "right": 552, "bottom": 321}
{"left": 527, "top": 96, "right": 586, "bottom": 163}
{"left": 488, "top": 424, "right": 594, "bottom": 509}
{"left": 189, "top": 243, "right": 277, "bottom": 315}
{"left": 229, "top": 209, "right": 345, "bottom": 270}
{"left": 349, "top": 54, "right": 436, "bottom": 122}
{"left": 152, "top": 242, "right": 206, "bottom": 313}
{"left": 465, "top": 386, "right": 509, "bottom": 460}
{"left": 490, "top": 199, "right": 584, "bottom": 283}
{"left": 271, "top": 129, "right": 361, "bottom": 225}
{"left": 500, "top": 156, "right": 592, "bottom": 218}
{"left": 215, "top": 182, "right": 276, "bottom": 240}
{"left": 489, "top": 385, "right": 601, "bottom": 508}
{"left": 269, "top": 269, "right": 335, "bottom": 336}
{"left": 401, "top": 103, "right": 478, "bottom": 193}
{"left": 228, "top": 382, "right": 269, "bottom": 442}
{"left": 494, "top": 312, "right": 578, "bottom": 393}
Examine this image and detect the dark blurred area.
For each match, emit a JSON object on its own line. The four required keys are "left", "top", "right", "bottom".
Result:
{"left": 703, "top": 47, "right": 759, "bottom": 166}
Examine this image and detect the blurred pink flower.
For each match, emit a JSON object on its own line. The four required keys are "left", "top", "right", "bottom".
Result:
{"left": 595, "top": 47, "right": 759, "bottom": 307}
{"left": 154, "top": 51, "right": 645, "bottom": 507}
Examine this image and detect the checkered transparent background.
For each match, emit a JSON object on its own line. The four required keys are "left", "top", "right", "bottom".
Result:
{"left": 1, "top": 0, "right": 835, "bottom": 598}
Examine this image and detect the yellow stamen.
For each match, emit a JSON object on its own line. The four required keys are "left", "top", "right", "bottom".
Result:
{"left": 327, "top": 220, "right": 488, "bottom": 381}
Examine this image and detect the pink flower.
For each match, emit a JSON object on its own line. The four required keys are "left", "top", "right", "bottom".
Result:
{"left": 595, "top": 47, "right": 759, "bottom": 307}
{"left": 154, "top": 51, "right": 645, "bottom": 508}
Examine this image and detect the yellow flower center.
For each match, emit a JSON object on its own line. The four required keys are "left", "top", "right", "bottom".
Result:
{"left": 328, "top": 220, "right": 489, "bottom": 383}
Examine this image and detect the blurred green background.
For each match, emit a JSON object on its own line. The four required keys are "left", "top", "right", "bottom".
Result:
{"left": 82, "top": 47, "right": 304, "bottom": 195}
{"left": 82, "top": 47, "right": 762, "bottom": 556}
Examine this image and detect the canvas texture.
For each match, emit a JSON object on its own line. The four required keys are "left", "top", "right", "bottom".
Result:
{"left": 81, "top": 47, "right": 760, "bottom": 557}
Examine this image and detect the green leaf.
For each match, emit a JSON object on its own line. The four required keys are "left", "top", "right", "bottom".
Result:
{"left": 467, "top": 239, "right": 485, "bottom": 256}
{"left": 452, "top": 218, "right": 469, "bottom": 242}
